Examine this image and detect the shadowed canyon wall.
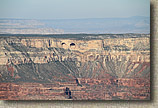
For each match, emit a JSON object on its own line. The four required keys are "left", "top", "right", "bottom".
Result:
{"left": 0, "top": 34, "right": 150, "bottom": 100}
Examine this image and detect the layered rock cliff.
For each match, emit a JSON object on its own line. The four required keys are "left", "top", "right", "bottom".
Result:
{"left": 0, "top": 34, "right": 150, "bottom": 83}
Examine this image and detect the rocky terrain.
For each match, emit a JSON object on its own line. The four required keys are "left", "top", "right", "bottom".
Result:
{"left": 0, "top": 34, "right": 150, "bottom": 100}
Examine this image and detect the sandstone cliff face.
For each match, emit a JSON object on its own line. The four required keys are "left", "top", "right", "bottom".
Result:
{"left": 0, "top": 35, "right": 150, "bottom": 82}
{"left": 0, "top": 34, "right": 150, "bottom": 100}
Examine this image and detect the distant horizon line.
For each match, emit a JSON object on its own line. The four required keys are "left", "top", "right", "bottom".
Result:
{"left": 0, "top": 16, "right": 150, "bottom": 20}
{"left": 0, "top": 33, "right": 150, "bottom": 35}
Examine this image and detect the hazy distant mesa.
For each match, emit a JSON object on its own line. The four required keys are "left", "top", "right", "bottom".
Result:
{"left": 0, "top": 16, "right": 150, "bottom": 34}
{"left": 0, "top": 28, "right": 64, "bottom": 34}
{"left": 0, "top": 19, "right": 64, "bottom": 34}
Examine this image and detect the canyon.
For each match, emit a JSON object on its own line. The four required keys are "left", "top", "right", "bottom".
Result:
{"left": 0, "top": 34, "right": 150, "bottom": 100}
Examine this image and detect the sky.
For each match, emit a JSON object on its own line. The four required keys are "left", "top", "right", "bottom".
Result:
{"left": 0, "top": 0, "right": 150, "bottom": 19}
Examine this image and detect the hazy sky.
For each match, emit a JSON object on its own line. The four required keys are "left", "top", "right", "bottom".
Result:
{"left": 0, "top": 0, "right": 150, "bottom": 19}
